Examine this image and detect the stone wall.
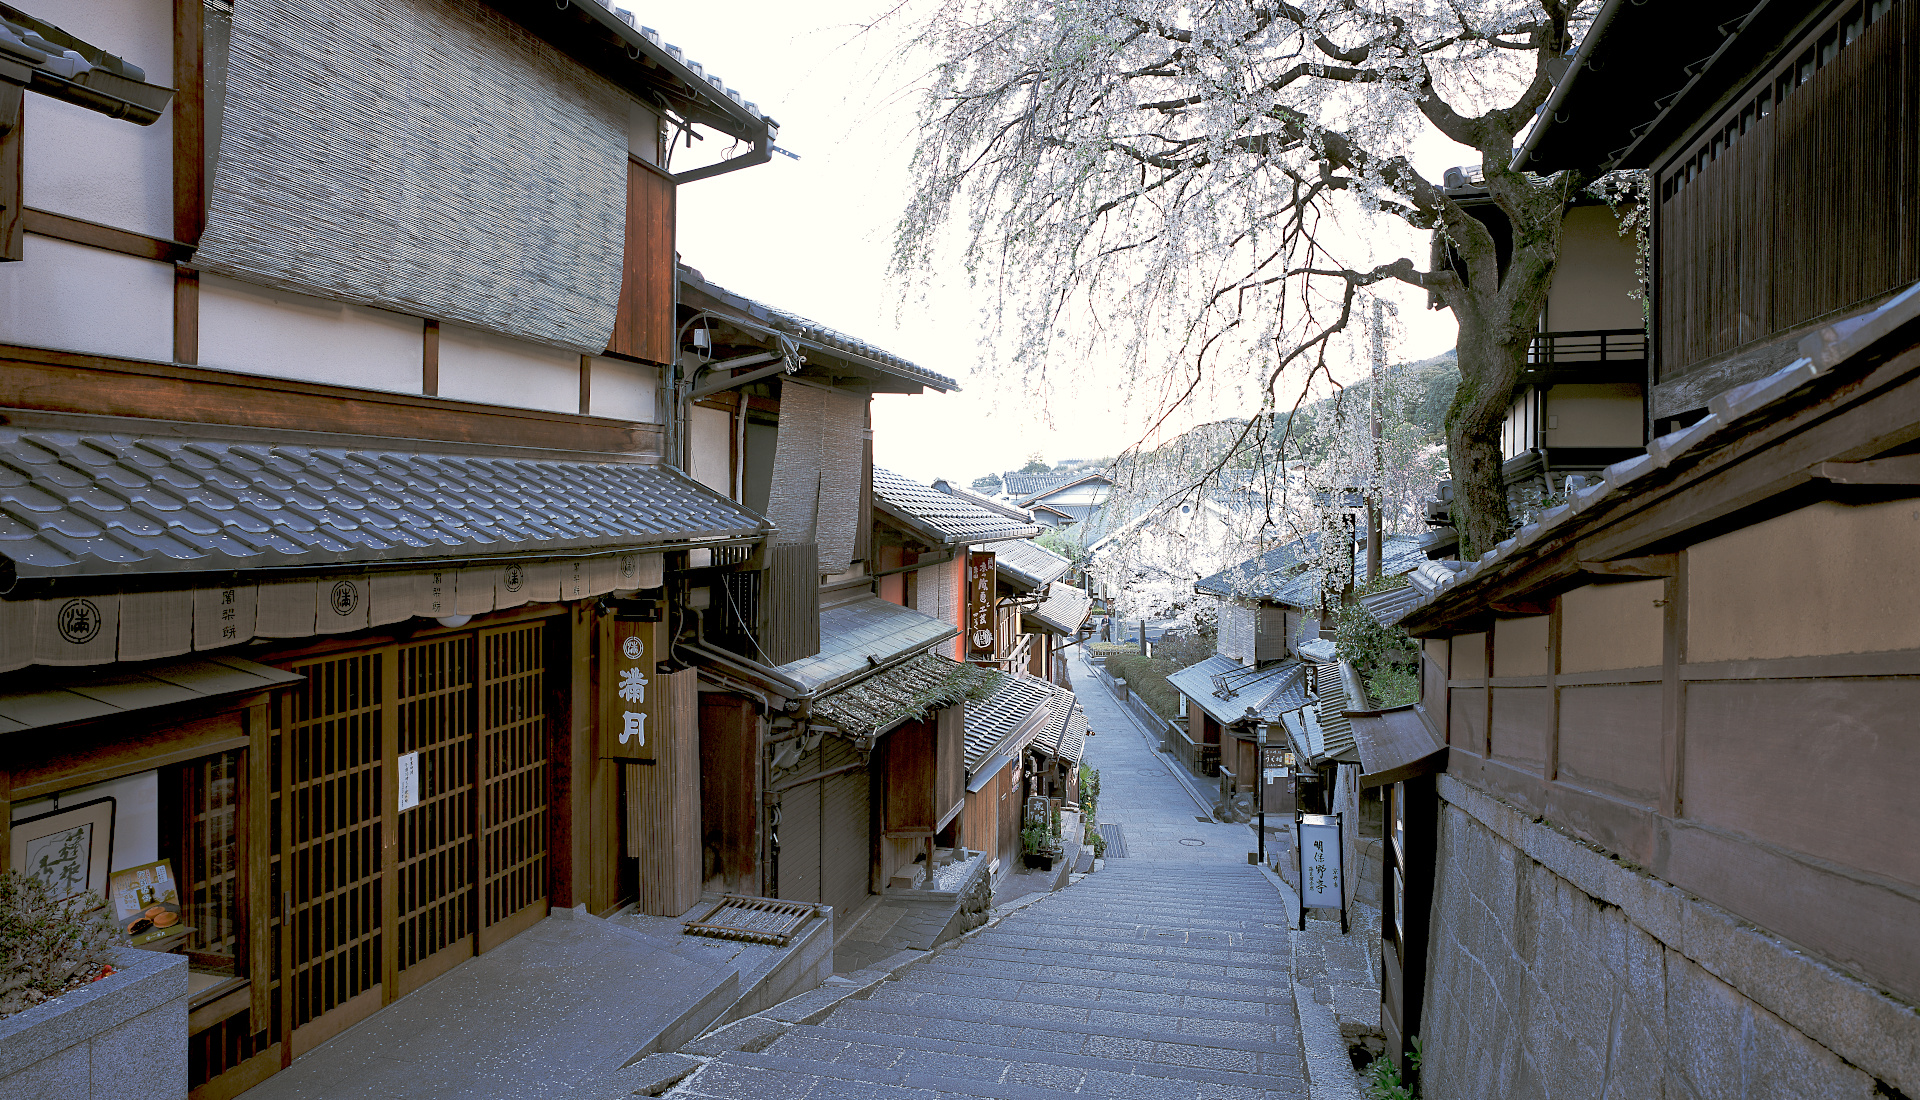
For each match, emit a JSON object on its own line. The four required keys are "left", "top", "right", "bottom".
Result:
{"left": 1420, "top": 775, "right": 1919, "bottom": 1100}
{"left": 0, "top": 946, "right": 188, "bottom": 1099}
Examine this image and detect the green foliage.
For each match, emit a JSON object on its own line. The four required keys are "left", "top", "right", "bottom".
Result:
{"left": 0, "top": 870, "right": 119, "bottom": 1018}
{"left": 1021, "top": 825, "right": 1062, "bottom": 857}
{"left": 1020, "top": 452, "right": 1050, "bottom": 474}
{"left": 971, "top": 473, "right": 1004, "bottom": 494}
{"left": 1103, "top": 653, "right": 1197, "bottom": 722}
{"left": 1088, "top": 829, "right": 1107, "bottom": 859}
{"left": 1367, "top": 666, "right": 1420, "bottom": 708}
{"left": 1088, "top": 641, "right": 1138, "bottom": 658}
{"left": 1050, "top": 804, "right": 1062, "bottom": 838}
{"left": 1037, "top": 528, "right": 1088, "bottom": 564}
{"left": 1363, "top": 1037, "right": 1423, "bottom": 1099}
{"left": 1334, "top": 574, "right": 1419, "bottom": 707}
{"left": 1078, "top": 766, "right": 1101, "bottom": 822}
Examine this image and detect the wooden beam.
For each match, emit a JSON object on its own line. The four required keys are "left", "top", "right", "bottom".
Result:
{"left": 578, "top": 353, "right": 591, "bottom": 415}
{"left": 1813, "top": 456, "right": 1920, "bottom": 484}
{"left": 173, "top": 266, "right": 199, "bottom": 364}
{"left": 1576, "top": 554, "right": 1678, "bottom": 578}
{"left": 0, "top": 343, "right": 664, "bottom": 457}
{"left": 1488, "top": 601, "right": 1550, "bottom": 615}
{"left": 421, "top": 319, "right": 439, "bottom": 396}
{"left": 23, "top": 208, "right": 193, "bottom": 263}
{"left": 0, "top": 87, "right": 22, "bottom": 263}
{"left": 173, "top": 0, "right": 206, "bottom": 245}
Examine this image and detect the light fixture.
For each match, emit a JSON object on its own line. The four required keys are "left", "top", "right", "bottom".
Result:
{"left": 435, "top": 614, "right": 472, "bottom": 628}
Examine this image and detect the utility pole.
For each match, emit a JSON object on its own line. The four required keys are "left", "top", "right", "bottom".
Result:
{"left": 1366, "top": 298, "right": 1386, "bottom": 584}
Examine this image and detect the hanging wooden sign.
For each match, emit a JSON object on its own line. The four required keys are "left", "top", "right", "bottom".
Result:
{"left": 966, "top": 552, "right": 997, "bottom": 658}
{"left": 603, "top": 618, "right": 657, "bottom": 761}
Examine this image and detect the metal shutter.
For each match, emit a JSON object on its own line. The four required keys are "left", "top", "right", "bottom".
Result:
{"left": 777, "top": 765, "right": 823, "bottom": 904}
{"left": 819, "top": 743, "right": 871, "bottom": 919}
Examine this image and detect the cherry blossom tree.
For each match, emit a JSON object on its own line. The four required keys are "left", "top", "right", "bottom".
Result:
{"left": 893, "top": 0, "right": 1594, "bottom": 557}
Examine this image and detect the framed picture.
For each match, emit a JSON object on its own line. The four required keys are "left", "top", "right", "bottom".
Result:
{"left": 107, "top": 859, "right": 187, "bottom": 945}
{"left": 9, "top": 796, "right": 116, "bottom": 902}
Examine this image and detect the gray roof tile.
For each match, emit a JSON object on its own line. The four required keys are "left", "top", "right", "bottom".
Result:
{"left": 962, "top": 671, "right": 1056, "bottom": 771}
{"left": 993, "top": 539, "right": 1070, "bottom": 590}
{"left": 1025, "top": 582, "right": 1091, "bottom": 636}
{"left": 874, "top": 468, "right": 1040, "bottom": 546}
{"left": 1167, "top": 656, "right": 1311, "bottom": 726}
{"left": 774, "top": 597, "right": 958, "bottom": 696}
{"left": 0, "top": 423, "right": 770, "bottom": 584}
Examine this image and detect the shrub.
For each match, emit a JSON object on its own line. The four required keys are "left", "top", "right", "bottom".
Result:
{"left": 1367, "top": 666, "right": 1420, "bottom": 708}
{"left": 1103, "top": 653, "right": 1196, "bottom": 721}
{"left": 1335, "top": 574, "right": 1420, "bottom": 708}
{"left": 0, "top": 871, "right": 119, "bottom": 1018}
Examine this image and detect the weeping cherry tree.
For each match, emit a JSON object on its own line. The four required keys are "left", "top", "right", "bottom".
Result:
{"left": 892, "top": 0, "right": 1594, "bottom": 557}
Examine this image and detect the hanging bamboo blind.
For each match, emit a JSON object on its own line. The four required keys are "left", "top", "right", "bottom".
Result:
{"left": 197, "top": 0, "right": 630, "bottom": 354}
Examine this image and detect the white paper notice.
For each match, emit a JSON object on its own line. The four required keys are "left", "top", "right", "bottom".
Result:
{"left": 397, "top": 751, "right": 421, "bottom": 812}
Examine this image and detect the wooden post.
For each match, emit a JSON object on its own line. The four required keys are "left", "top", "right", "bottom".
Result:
{"left": 422, "top": 320, "right": 440, "bottom": 396}
{"left": 0, "top": 85, "right": 22, "bottom": 263}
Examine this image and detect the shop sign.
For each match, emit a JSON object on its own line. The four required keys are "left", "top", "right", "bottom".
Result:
{"left": 1296, "top": 812, "right": 1346, "bottom": 930}
{"left": 603, "top": 619, "right": 657, "bottom": 761}
{"left": 966, "top": 552, "right": 997, "bottom": 657}
{"left": 1260, "top": 746, "right": 1294, "bottom": 814}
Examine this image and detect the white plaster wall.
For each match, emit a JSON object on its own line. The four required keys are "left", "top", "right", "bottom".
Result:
{"left": 21, "top": 0, "right": 174, "bottom": 239}
{"left": 199, "top": 273, "right": 423, "bottom": 391}
{"left": 688, "top": 404, "right": 733, "bottom": 494}
{"left": 629, "top": 102, "right": 662, "bottom": 166}
{"left": 590, "top": 356, "right": 660, "bottom": 421}
{"left": 437, "top": 322, "right": 580, "bottom": 413}
{"left": 1544, "top": 383, "right": 1643, "bottom": 448}
{"left": 0, "top": 235, "right": 172, "bottom": 360}
{"left": 11, "top": 769, "right": 159, "bottom": 875}
{"left": 1547, "top": 205, "right": 1644, "bottom": 332}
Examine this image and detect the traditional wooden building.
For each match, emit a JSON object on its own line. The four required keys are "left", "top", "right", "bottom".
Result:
{"left": 0, "top": 2, "right": 792, "bottom": 1095}
{"left": 1365, "top": 4, "right": 1920, "bottom": 1094}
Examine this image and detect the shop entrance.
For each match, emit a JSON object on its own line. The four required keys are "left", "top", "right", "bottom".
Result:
{"left": 279, "top": 621, "right": 551, "bottom": 1055}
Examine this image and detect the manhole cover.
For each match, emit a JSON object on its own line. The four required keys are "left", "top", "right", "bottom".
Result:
{"left": 1179, "top": 838, "right": 1205, "bottom": 847}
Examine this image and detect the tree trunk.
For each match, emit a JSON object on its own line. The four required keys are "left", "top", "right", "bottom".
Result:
{"left": 1446, "top": 311, "right": 1530, "bottom": 560}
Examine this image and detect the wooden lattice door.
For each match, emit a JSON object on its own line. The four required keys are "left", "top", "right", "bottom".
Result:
{"left": 283, "top": 651, "right": 387, "bottom": 1056}
{"left": 478, "top": 622, "right": 549, "bottom": 949}
{"left": 279, "top": 621, "right": 553, "bottom": 1053}
{"left": 393, "top": 636, "right": 478, "bottom": 995}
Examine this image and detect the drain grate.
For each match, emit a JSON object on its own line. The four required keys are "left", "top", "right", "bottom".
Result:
{"left": 682, "top": 895, "right": 816, "bottom": 946}
{"left": 1097, "top": 823, "right": 1129, "bottom": 858}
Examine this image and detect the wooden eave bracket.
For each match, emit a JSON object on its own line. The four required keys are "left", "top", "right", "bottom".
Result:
{"left": 1813, "top": 456, "right": 1920, "bottom": 485}
{"left": 1577, "top": 553, "right": 1677, "bottom": 578}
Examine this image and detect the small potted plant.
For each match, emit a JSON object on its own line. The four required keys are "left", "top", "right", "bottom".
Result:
{"left": 1020, "top": 825, "right": 1063, "bottom": 870}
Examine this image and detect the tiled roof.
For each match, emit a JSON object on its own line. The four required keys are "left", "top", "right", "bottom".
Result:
{"left": 1278, "top": 662, "right": 1358, "bottom": 767}
{"left": 0, "top": 417, "right": 769, "bottom": 585}
{"left": 1012, "top": 470, "right": 1113, "bottom": 505}
{"left": 993, "top": 539, "right": 1070, "bottom": 590}
{"left": 1195, "top": 533, "right": 1425, "bottom": 605}
{"left": 811, "top": 652, "right": 999, "bottom": 742}
{"left": 1404, "top": 281, "right": 1920, "bottom": 629}
{"left": 774, "top": 596, "right": 957, "bottom": 697}
{"left": 933, "top": 480, "right": 1035, "bottom": 523}
{"left": 873, "top": 468, "right": 1040, "bottom": 546}
{"left": 962, "top": 671, "right": 1055, "bottom": 772}
{"left": 1029, "top": 682, "right": 1086, "bottom": 764}
{"left": 1167, "top": 655, "right": 1311, "bottom": 727}
{"left": 1024, "top": 582, "right": 1092, "bottom": 636}
{"left": 679, "top": 267, "right": 955, "bottom": 393}
{"left": 1000, "top": 471, "right": 1079, "bottom": 498}
{"left": 1358, "top": 583, "right": 1422, "bottom": 628}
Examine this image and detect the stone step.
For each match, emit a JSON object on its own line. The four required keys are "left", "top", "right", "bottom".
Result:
{"left": 687, "top": 1048, "right": 1093, "bottom": 1100}
{"left": 773, "top": 1017, "right": 1305, "bottom": 1095}
{"left": 960, "top": 934, "right": 1296, "bottom": 971}
{"left": 865, "top": 980, "right": 1288, "bottom": 1030}
{"left": 910, "top": 950, "right": 1295, "bottom": 998}
{"left": 900, "top": 954, "right": 1297, "bottom": 1006}
{"left": 979, "top": 912, "right": 1296, "bottom": 940}
{"left": 820, "top": 991, "right": 1295, "bottom": 1053}
{"left": 955, "top": 936, "right": 1295, "bottom": 975}
{"left": 1008, "top": 907, "right": 1291, "bottom": 936}
{"left": 879, "top": 972, "right": 1292, "bottom": 1023}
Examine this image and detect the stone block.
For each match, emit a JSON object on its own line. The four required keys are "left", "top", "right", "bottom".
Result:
{"left": 0, "top": 1037, "right": 89, "bottom": 1100}
{"left": 90, "top": 997, "right": 188, "bottom": 1099}
{"left": 0, "top": 947, "right": 186, "bottom": 1079}
{"left": 580, "top": 1053, "right": 703, "bottom": 1098}
{"left": 682, "top": 1015, "right": 790, "bottom": 1056}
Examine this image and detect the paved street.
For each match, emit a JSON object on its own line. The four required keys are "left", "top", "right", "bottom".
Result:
{"left": 669, "top": 652, "right": 1313, "bottom": 1099}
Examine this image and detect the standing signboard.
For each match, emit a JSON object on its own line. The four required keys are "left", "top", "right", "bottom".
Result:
{"left": 966, "top": 552, "right": 997, "bottom": 659}
{"left": 1296, "top": 811, "right": 1346, "bottom": 932}
{"left": 603, "top": 618, "right": 657, "bottom": 761}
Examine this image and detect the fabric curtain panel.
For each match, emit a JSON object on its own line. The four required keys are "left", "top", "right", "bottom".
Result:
{"left": 766, "top": 384, "right": 866, "bottom": 574}
{"left": 197, "top": 0, "right": 629, "bottom": 354}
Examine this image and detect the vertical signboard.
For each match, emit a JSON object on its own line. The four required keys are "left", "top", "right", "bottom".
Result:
{"left": 966, "top": 552, "right": 997, "bottom": 659}
{"left": 1296, "top": 811, "right": 1346, "bottom": 932}
{"left": 1261, "top": 746, "right": 1294, "bottom": 814}
{"left": 603, "top": 619, "right": 657, "bottom": 761}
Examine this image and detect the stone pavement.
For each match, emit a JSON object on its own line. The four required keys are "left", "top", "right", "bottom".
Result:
{"left": 665, "top": 650, "right": 1348, "bottom": 1100}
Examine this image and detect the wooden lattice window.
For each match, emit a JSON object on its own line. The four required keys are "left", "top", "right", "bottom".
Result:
{"left": 479, "top": 623, "right": 548, "bottom": 938}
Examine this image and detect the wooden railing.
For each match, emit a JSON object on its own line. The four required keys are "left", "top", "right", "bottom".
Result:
{"left": 1526, "top": 328, "right": 1646, "bottom": 367}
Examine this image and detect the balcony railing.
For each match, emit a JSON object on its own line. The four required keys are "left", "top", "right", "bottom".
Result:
{"left": 1527, "top": 328, "right": 1647, "bottom": 367}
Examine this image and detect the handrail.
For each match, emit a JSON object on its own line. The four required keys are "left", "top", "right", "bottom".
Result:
{"left": 1527, "top": 327, "right": 1647, "bottom": 367}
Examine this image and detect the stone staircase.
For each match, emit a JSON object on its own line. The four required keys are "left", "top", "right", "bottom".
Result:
{"left": 666, "top": 860, "right": 1310, "bottom": 1100}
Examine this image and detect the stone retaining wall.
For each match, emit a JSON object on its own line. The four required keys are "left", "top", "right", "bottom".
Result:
{"left": 0, "top": 946, "right": 188, "bottom": 1099}
{"left": 1421, "top": 775, "right": 1919, "bottom": 1099}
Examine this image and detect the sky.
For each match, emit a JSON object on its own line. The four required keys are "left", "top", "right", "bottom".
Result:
{"left": 655, "top": 2, "right": 1470, "bottom": 487}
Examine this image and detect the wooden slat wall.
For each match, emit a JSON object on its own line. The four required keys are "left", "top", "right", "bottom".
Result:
{"left": 698, "top": 693, "right": 760, "bottom": 894}
{"left": 884, "top": 720, "right": 936, "bottom": 833}
{"left": 628, "top": 668, "right": 700, "bottom": 916}
{"left": 1657, "top": 3, "right": 1920, "bottom": 376}
{"left": 936, "top": 706, "right": 965, "bottom": 827}
{"left": 608, "top": 161, "right": 676, "bottom": 364}
{"left": 762, "top": 541, "right": 821, "bottom": 665}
